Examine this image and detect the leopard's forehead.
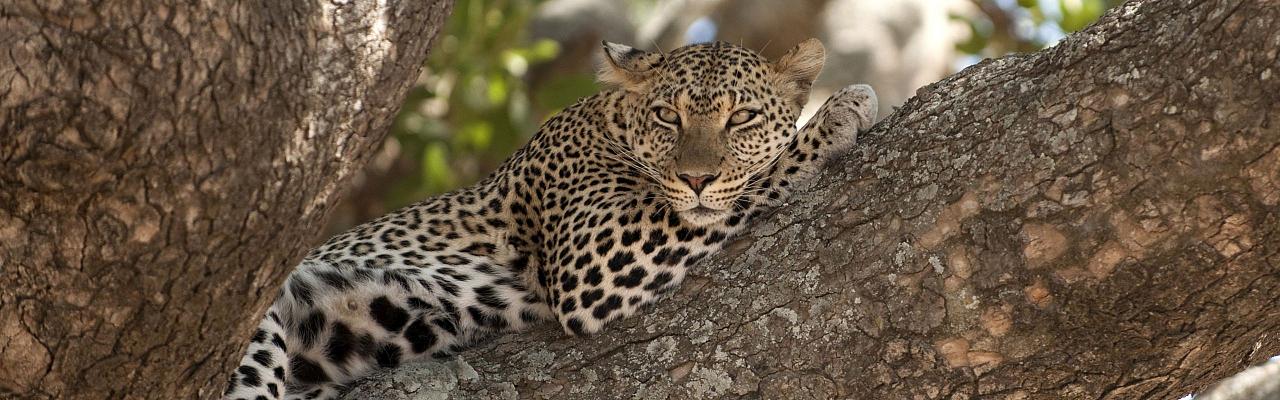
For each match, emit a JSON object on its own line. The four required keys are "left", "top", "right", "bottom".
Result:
{"left": 650, "top": 42, "right": 773, "bottom": 103}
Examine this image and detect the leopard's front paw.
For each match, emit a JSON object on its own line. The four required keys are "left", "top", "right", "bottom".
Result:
{"left": 831, "top": 83, "right": 878, "bottom": 133}
{"left": 803, "top": 84, "right": 879, "bottom": 157}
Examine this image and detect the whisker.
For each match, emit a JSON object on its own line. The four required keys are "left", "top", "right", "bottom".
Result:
{"left": 598, "top": 135, "right": 666, "bottom": 186}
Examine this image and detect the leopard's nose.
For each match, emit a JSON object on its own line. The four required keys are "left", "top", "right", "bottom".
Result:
{"left": 677, "top": 173, "right": 719, "bottom": 195}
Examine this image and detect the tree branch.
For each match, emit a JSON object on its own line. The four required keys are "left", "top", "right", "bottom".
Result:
{"left": 345, "top": 0, "right": 1280, "bottom": 398}
{"left": 1, "top": 0, "right": 453, "bottom": 398}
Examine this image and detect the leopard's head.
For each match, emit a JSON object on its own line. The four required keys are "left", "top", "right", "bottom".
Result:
{"left": 599, "top": 39, "right": 825, "bottom": 226}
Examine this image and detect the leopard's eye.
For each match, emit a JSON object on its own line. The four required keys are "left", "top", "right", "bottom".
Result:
{"left": 653, "top": 106, "right": 681, "bottom": 125}
{"left": 727, "top": 109, "right": 759, "bottom": 127}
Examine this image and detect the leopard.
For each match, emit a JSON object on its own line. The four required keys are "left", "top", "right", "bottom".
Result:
{"left": 222, "top": 38, "right": 878, "bottom": 400}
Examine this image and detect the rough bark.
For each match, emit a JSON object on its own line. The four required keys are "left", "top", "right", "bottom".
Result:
{"left": 0, "top": 0, "right": 452, "bottom": 398}
{"left": 347, "top": 0, "right": 1280, "bottom": 398}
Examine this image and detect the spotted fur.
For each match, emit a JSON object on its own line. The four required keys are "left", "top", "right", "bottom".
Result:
{"left": 223, "top": 39, "right": 877, "bottom": 400}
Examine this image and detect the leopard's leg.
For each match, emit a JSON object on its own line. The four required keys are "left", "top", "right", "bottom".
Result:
{"left": 747, "top": 84, "right": 878, "bottom": 210}
{"left": 541, "top": 205, "right": 712, "bottom": 337}
{"left": 543, "top": 191, "right": 750, "bottom": 336}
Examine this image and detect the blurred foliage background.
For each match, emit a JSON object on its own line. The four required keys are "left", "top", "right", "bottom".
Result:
{"left": 326, "top": 0, "right": 1118, "bottom": 232}
{"left": 955, "top": 0, "right": 1123, "bottom": 59}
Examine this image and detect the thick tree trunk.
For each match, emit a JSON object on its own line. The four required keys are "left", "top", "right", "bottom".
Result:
{"left": 346, "top": 0, "right": 1279, "bottom": 398}
{"left": 0, "top": 1, "right": 452, "bottom": 398}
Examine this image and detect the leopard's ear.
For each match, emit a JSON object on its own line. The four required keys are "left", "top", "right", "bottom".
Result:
{"left": 773, "top": 38, "right": 826, "bottom": 107}
{"left": 597, "top": 41, "right": 664, "bottom": 90}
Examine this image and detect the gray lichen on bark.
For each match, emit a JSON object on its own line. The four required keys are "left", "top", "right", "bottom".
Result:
{"left": 346, "top": 0, "right": 1280, "bottom": 398}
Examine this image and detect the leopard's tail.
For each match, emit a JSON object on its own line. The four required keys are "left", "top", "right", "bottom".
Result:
{"left": 222, "top": 270, "right": 348, "bottom": 400}
{"left": 222, "top": 303, "right": 292, "bottom": 400}
{"left": 222, "top": 260, "right": 471, "bottom": 400}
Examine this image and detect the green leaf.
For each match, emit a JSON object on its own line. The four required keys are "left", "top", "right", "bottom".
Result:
{"left": 529, "top": 39, "right": 561, "bottom": 62}
{"left": 459, "top": 121, "right": 494, "bottom": 150}
{"left": 1059, "top": 0, "right": 1106, "bottom": 32}
{"left": 487, "top": 74, "right": 508, "bottom": 105}
{"left": 422, "top": 142, "right": 454, "bottom": 194}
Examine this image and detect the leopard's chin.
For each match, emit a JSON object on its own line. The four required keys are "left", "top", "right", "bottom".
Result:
{"left": 677, "top": 206, "right": 730, "bottom": 226}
